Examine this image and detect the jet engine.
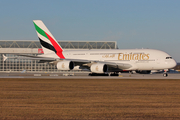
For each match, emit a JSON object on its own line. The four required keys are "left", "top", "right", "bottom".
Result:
{"left": 90, "top": 63, "right": 108, "bottom": 73}
{"left": 56, "top": 61, "right": 74, "bottom": 70}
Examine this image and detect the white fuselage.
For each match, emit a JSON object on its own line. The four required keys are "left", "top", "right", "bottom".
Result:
{"left": 40, "top": 49, "right": 177, "bottom": 71}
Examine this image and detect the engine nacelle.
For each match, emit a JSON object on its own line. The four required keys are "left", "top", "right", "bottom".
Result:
{"left": 90, "top": 63, "right": 108, "bottom": 73}
{"left": 57, "top": 61, "right": 74, "bottom": 70}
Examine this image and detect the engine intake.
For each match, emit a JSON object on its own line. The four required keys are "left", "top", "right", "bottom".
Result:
{"left": 90, "top": 63, "right": 108, "bottom": 73}
{"left": 57, "top": 61, "right": 74, "bottom": 70}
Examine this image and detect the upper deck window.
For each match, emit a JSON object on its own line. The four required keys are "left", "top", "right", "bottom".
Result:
{"left": 166, "top": 57, "right": 172, "bottom": 59}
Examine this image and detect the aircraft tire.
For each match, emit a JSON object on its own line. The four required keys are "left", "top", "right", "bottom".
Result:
{"left": 163, "top": 73, "right": 168, "bottom": 77}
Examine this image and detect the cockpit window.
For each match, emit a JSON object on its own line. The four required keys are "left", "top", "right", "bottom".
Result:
{"left": 166, "top": 57, "right": 172, "bottom": 59}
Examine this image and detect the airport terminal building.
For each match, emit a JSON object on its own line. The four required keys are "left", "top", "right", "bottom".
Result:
{"left": 0, "top": 40, "right": 117, "bottom": 73}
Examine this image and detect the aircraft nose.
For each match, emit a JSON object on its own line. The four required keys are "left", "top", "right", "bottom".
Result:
{"left": 171, "top": 59, "right": 177, "bottom": 68}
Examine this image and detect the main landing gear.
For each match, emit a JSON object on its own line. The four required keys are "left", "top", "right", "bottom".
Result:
{"left": 108, "top": 72, "right": 120, "bottom": 76}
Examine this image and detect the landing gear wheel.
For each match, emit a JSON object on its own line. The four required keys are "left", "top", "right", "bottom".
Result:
{"left": 111, "top": 72, "right": 118, "bottom": 76}
{"left": 163, "top": 73, "right": 168, "bottom": 77}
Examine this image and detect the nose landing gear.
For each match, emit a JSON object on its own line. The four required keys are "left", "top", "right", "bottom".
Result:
{"left": 163, "top": 73, "right": 168, "bottom": 77}
{"left": 163, "top": 70, "right": 168, "bottom": 77}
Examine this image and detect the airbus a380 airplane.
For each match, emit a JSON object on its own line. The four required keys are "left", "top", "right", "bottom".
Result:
{"left": 11, "top": 20, "right": 177, "bottom": 77}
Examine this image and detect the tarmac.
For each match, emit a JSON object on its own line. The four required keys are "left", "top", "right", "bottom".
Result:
{"left": 0, "top": 72, "right": 180, "bottom": 79}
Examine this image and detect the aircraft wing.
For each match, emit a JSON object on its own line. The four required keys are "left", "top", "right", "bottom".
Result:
{"left": 97, "top": 61, "right": 132, "bottom": 70}
{"left": 3, "top": 54, "right": 56, "bottom": 62}
{"left": 72, "top": 60, "right": 132, "bottom": 70}
{"left": 4, "top": 54, "right": 132, "bottom": 70}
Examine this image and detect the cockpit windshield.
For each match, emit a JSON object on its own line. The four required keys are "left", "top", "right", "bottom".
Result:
{"left": 166, "top": 57, "right": 172, "bottom": 59}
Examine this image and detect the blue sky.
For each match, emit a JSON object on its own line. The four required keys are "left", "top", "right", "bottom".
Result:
{"left": 0, "top": 0, "right": 180, "bottom": 61}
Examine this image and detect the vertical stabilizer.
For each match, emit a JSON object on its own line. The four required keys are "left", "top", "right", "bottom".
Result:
{"left": 33, "top": 20, "right": 65, "bottom": 59}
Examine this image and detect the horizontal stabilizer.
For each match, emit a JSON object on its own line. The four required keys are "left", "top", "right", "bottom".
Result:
{"left": 3, "top": 54, "right": 7, "bottom": 61}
